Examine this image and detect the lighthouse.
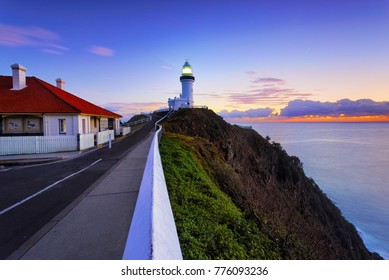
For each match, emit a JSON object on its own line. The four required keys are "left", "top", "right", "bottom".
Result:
{"left": 168, "top": 60, "right": 195, "bottom": 110}
{"left": 180, "top": 60, "right": 195, "bottom": 108}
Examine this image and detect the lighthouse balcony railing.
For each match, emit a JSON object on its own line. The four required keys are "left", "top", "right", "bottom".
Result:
{"left": 193, "top": 105, "right": 208, "bottom": 109}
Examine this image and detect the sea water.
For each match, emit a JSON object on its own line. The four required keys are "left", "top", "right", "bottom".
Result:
{"left": 236, "top": 122, "right": 389, "bottom": 259}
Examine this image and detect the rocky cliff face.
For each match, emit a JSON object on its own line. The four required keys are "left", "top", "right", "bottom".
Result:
{"left": 162, "top": 108, "right": 381, "bottom": 259}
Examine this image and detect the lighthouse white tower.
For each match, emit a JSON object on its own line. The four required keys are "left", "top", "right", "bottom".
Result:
{"left": 180, "top": 60, "right": 195, "bottom": 107}
{"left": 168, "top": 60, "right": 195, "bottom": 110}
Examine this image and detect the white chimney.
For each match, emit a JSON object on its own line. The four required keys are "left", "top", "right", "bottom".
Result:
{"left": 56, "top": 78, "right": 65, "bottom": 90}
{"left": 11, "top": 63, "right": 27, "bottom": 90}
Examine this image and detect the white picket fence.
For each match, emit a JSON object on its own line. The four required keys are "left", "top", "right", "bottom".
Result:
{"left": 0, "top": 136, "right": 77, "bottom": 155}
{"left": 96, "top": 130, "right": 114, "bottom": 145}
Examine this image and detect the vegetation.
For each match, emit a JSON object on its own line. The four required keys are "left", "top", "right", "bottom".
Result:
{"left": 128, "top": 114, "right": 149, "bottom": 123}
{"left": 160, "top": 108, "right": 381, "bottom": 259}
{"left": 160, "top": 133, "right": 282, "bottom": 259}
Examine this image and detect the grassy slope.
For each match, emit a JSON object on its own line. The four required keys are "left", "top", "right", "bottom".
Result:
{"left": 160, "top": 132, "right": 282, "bottom": 259}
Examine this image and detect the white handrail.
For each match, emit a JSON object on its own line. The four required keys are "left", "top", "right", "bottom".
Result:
{"left": 122, "top": 124, "right": 182, "bottom": 260}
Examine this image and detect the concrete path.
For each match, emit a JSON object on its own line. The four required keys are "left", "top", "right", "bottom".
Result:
{"left": 9, "top": 131, "right": 155, "bottom": 260}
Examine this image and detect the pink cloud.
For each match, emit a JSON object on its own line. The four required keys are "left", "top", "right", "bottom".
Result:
{"left": 246, "top": 70, "right": 257, "bottom": 75}
{"left": 281, "top": 99, "right": 389, "bottom": 117}
{"left": 219, "top": 108, "right": 273, "bottom": 119}
{"left": 251, "top": 77, "right": 286, "bottom": 85}
{"left": 100, "top": 102, "right": 167, "bottom": 120}
{"left": 0, "top": 23, "right": 68, "bottom": 54}
{"left": 196, "top": 93, "right": 225, "bottom": 99}
{"left": 89, "top": 45, "right": 115, "bottom": 56}
{"left": 228, "top": 88, "right": 313, "bottom": 106}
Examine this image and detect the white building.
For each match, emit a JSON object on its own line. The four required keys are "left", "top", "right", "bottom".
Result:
{"left": 168, "top": 61, "right": 195, "bottom": 110}
{"left": 0, "top": 64, "right": 121, "bottom": 137}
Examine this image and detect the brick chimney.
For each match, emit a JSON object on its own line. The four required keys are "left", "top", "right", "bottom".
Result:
{"left": 56, "top": 78, "right": 65, "bottom": 90}
{"left": 11, "top": 63, "right": 27, "bottom": 90}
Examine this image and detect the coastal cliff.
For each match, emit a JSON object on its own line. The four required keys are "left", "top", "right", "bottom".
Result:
{"left": 160, "top": 108, "right": 381, "bottom": 259}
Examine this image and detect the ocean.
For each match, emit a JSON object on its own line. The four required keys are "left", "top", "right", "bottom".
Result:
{"left": 235, "top": 122, "right": 389, "bottom": 259}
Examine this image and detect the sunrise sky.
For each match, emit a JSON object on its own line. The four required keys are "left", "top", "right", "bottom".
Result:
{"left": 1, "top": 0, "right": 388, "bottom": 121}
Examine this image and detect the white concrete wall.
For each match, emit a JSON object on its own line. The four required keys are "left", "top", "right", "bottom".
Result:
{"left": 120, "top": 126, "right": 131, "bottom": 136}
{"left": 79, "top": 133, "right": 95, "bottom": 150}
{"left": 122, "top": 124, "right": 182, "bottom": 260}
{"left": 96, "top": 130, "right": 114, "bottom": 145}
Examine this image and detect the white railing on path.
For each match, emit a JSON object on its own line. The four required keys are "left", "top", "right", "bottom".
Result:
{"left": 0, "top": 136, "right": 77, "bottom": 155}
{"left": 125, "top": 118, "right": 150, "bottom": 127}
{"left": 122, "top": 120, "right": 182, "bottom": 260}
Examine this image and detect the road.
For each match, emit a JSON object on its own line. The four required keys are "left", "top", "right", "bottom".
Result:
{"left": 0, "top": 115, "right": 159, "bottom": 259}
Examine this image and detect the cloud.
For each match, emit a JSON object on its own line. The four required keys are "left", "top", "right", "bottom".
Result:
{"left": 89, "top": 45, "right": 114, "bottom": 56}
{"left": 196, "top": 93, "right": 225, "bottom": 99}
{"left": 251, "top": 77, "right": 286, "bottom": 85}
{"left": 0, "top": 23, "right": 68, "bottom": 54}
{"left": 228, "top": 87, "right": 313, "bottom": 106}
{"left": 246, "top": 70, "right": 257, "bottom": 75}
{"left": 220, "top": 72, "right": 313, "bottom": 107}
{"left": 41, "top": 48, "right": 65, "bottom": 55}
{"left": 100, "top": 102, "right": 167, "bottom": 120}
{"left": 219, "top": 108, "right": 273, "bottom": 119}
{"left": 162, "top": 65, "right": 173, "bottom": 70}
{"left": 281, "top": 99, "right": 389, "bottom": 117}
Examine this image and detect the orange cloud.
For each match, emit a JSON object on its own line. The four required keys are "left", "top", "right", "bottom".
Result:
{"left": 218, "top": 99, "right": 389, "bottom": 122}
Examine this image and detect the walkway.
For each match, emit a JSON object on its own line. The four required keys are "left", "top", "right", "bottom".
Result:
{"left": 8, "top": 131, "right": 155, "bottom": 259}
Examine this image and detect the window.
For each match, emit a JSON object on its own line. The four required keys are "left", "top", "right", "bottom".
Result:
{"left": 59, "top": 119, "right": 66, "bottom": 134}
{"left": 82, "top": 119, "right": 86, "bottom": 134}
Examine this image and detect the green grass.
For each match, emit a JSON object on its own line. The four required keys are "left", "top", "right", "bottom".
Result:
{"left": 160, "top": 132, "right": 282, "bottom": 259}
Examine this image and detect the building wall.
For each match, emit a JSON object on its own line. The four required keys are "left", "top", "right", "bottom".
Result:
{"left": 0, "top": 115, "right": 43, "bottom": 135}
{"left": 100, "top": 117, "right": 108, "bottom": 131}
{"left": 168, "top": 98, "right": 191, "bottom": 110}
{"left": 3, "top": 114, "right": 119, "bottom": 136}
{"left": 90, "top": 116, "right": 100, "bottom": 134}
{"left": 114, "top": 118, "right": 120, "bottom": 135}
{"left": 44, "top": 114, "right": 78, "bottom": 136}
{"left": 77, "top": 115, "right": 89, "bottom": 134}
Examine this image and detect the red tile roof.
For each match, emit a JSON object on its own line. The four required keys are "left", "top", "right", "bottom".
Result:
{"left": 0, "top": 76, "right": 121, "bottom": 118}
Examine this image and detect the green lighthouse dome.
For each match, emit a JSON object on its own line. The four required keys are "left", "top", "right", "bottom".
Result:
{"left": 181, "top": 60, "right": 193, "bottom": 76}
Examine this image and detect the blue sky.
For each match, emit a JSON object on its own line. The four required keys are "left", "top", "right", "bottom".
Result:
{"left": 1, "top": 0, "right": 388, "bottom": 120}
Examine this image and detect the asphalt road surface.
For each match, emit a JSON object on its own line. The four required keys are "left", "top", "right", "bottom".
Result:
{"left": 0, "top": 115, "right": 159, "bottom": 259}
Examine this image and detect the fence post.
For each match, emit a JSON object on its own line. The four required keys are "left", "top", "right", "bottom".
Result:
{"left": 77, "top": 133, "right": 81, "bottom": 151}
{"left": 35, "top": 136, "right": 39, "bottom": 153}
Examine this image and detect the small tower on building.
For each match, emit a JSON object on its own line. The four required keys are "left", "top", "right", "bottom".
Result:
{"left": 168, "top": 60, "right": 195, "bottom": 110}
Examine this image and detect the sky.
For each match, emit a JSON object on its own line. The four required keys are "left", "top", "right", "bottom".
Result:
{"left": 1, "top": 0, "right": 388, "bottom": 121}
